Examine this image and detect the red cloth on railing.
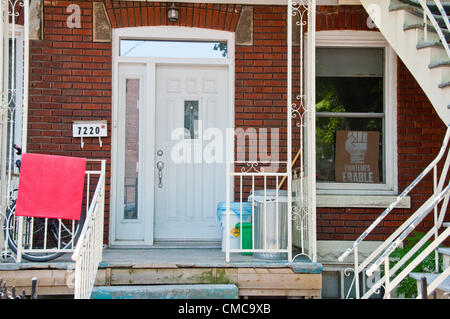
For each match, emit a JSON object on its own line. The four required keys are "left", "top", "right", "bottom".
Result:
{"left": 15, "top": 153, "right": 86, "bottom": 220}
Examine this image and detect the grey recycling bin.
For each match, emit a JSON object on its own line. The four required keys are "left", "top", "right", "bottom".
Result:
{"left": 248, "top": 189, "right": 292, "bottom": 260}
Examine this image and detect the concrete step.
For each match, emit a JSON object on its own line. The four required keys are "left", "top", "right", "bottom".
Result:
{"left": 409, "top": 272, "right": 450, "bottom": 293}
{"left": 438, "top": 247, "right": 450, "bottom": 256}
{"left": 417, "top": 40, "right": 445, "bottom": 50}
{"left": 396, "top": 0, "right": 450, "bottom": 15}
{"left": 439, "top": 247, "right": 450, "bottom": 268}
{"left": 90, "top": 284, "right": 239, "bottom": 299}
{"left": 429, "top": 59, "right": 450, "bottom": 69}
{"left": 439, "top": 80, "right": 450, "bottom": 88}
{"left": 390, "top": 0, "right": 448, "bottom": 28}
{"left": 403, "top": 21, "right": 450, "bottom": 44}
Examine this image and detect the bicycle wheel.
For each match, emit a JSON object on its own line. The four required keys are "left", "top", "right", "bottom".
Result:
{"left": 4, "top": 201, "right": 85, "bottom": 262}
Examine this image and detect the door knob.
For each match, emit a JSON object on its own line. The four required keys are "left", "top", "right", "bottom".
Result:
{"left": 156, "top": 161, "right": 164, "bottom": 188}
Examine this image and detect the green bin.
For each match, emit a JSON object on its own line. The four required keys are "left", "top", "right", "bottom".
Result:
{"left": 238, "top": 223, "right": 253, "bottom": 256}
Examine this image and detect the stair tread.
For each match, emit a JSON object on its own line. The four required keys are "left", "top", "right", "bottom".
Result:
{"left": 438, "top": 247, "right": 450, "bottom": 256}
{"left": 429, "top": 60, "right": 450, "bottom": 69}
{"left": 409, "top": 272, "right": 450, "bottom": 292}
{"left": 397, "top": 0, "right": 450, "bottom": 14}
{"left": 91, "top": 284, "right": 239, "bottom": 299}
{"left": 439, "top": 80, "right": 450, "bottom": 88}
{"left": 390, "top": 0, "right": 448, "bottom": 28}
{"left": 417, "top": 41, "right": 444, "bottom": 50}
{"left": 404, "top": 22, "right": 450, "bottom": 37}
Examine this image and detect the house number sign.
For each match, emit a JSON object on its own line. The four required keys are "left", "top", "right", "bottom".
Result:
{"left": 73, "top": 120, "right": 108, "bottom": 148}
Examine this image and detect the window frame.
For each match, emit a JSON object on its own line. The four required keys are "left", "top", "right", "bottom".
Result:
{"left": 310, "top": 31, "right": 398, "bottom": 195}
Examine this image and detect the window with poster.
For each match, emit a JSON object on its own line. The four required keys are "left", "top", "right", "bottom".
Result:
{"left": 314, "top": 32, "right": 397, "bottom": 195}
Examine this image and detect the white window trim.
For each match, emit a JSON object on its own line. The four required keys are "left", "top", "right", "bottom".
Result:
{"left": 308, "top": 30, "right": 398, "bottom": 197}
{"left": 316, "top": 194, "right": 410, "bottom": 208}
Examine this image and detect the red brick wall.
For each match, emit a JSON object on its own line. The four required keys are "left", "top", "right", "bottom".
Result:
{"left": 104, "top": 0, "right": 241, "bottom": 30}
{"left": 30, "top": 1, "right": 243, "bottom": 243}
{"left": 27, "top": 1, "right": 447, "bottom": 243}
{"left": 316, "top": 5, "right": 372, "bottom": 31}
{"left": 30, "top": 1, "right": 112, "bottom": 240}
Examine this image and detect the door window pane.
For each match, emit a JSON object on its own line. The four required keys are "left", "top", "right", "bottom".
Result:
{"left": 184, "top": 100, "right": 199, "bottom": 139}
{"left": 123, "top": 79, "right": 139, "bottom": 219}
{"left": 120, "top": 40, "right": 228, "bottom": 59}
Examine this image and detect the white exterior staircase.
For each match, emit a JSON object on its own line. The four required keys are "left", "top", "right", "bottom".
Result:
{"left": 337, "top": 0, "right": 450, "bottom": 299}
{"left": 361, "top": 0, "right": 450, "bottom": 124}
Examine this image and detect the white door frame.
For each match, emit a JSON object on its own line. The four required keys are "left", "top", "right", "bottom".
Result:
{"left": 110, "top": 26, "right": 235, "bottom": 247}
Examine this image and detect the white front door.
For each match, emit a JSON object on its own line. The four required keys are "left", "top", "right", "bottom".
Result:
{"left": 154, "top": 65, "right": 228, "bottom": 244}
{"left": 114, "top": 62, "right": 229, "bottom": 245}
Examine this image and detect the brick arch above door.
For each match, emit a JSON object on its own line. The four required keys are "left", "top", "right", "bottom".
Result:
{"left": 103, "top": 0, "right": 243, "bottom": 31}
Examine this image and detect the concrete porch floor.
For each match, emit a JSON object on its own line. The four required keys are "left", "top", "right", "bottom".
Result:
{"left": 0, "top": 248, "right": 322, "bottom": 272}
{"left": 0, "top": 248, "right": 323, "bottom": 298}
{"left": 100, "top": 248, "right": 322, "bottom": 271}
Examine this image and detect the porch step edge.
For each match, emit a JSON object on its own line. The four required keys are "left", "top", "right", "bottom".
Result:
{"left": 409, "top": 272, "right": 450, "bottom": 292}
{"left": 429, "top": 60, "right": 450, "bottom": 69}
{"left": 438, "top": 80, "right": 450, "bottom": 88}
{"left": 438, "top": 247, "right": 450, "bottom": 256}
{"left": 90, "top": 284, "right": 239, "bottom": 299}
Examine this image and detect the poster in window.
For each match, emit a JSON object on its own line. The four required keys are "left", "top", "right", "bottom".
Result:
{"left": 335, "top": 131, "right": 379, "bottom": 183}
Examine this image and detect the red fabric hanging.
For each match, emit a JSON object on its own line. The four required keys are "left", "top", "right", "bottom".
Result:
{"left": 15, "top": 153, "right": 86, "bottom": 220}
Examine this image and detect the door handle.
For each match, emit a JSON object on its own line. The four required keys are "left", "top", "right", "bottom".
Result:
{"left": 156, "top": 161, "right": 164, "bottom": 188}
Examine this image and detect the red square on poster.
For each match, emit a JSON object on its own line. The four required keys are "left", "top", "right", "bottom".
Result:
{"left": 15, "top": 153, "right": 86, "bottom": 220}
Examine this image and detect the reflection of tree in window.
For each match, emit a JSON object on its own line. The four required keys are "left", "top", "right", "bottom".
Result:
{"left": 315, "top": 76, "right": 384, "bottom": 182}
{"left": 316, "top": 79, "right": 345, "bottom": 162}
{"left": 213, "top": 42, "right": 227, "bottom": 57}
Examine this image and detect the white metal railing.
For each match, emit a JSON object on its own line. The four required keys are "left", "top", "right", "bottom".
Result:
{"left": 292, "top": 168, "right": 314, "bottom": 259}
{"left": 338, "top": 125, "right": 450, "bottom": 298}
{"left": 369, "top": 184, "right": 450, "bottom": 298}
{"left": 225, "top": 0, "right": 316, "bottom": 263}
{"left": 418, "top": 0, "right": 450, "bottom": 58}
{"left": 224, "top": 166, "right": 314, "bottom": 262}
{"left": 0, "top": 0, "right": 29, "bottom": 258}
{"left": 6, "top": 160, "right": 105, "bottom": 263}
{"left": 72, "top": 160, "right": 106, "bottom": 299}
{"left": 225, "top": 162, "right": 292, "bottom": 262}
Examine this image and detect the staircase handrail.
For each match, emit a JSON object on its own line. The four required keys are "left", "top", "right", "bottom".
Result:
{"left": 366, "top": 181, "right": 450, "bottom": 277}
{"left": 418, "top": 0, "right": 450, "bottom": 59}
{"left": 71, "top": 172, "right": 104, "bottom": 260}
{"left": 338, "top": 125, "right": 450, "bottom": 263}
{"left": 71, "top": 160, "right": 106, "bottom": 299}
